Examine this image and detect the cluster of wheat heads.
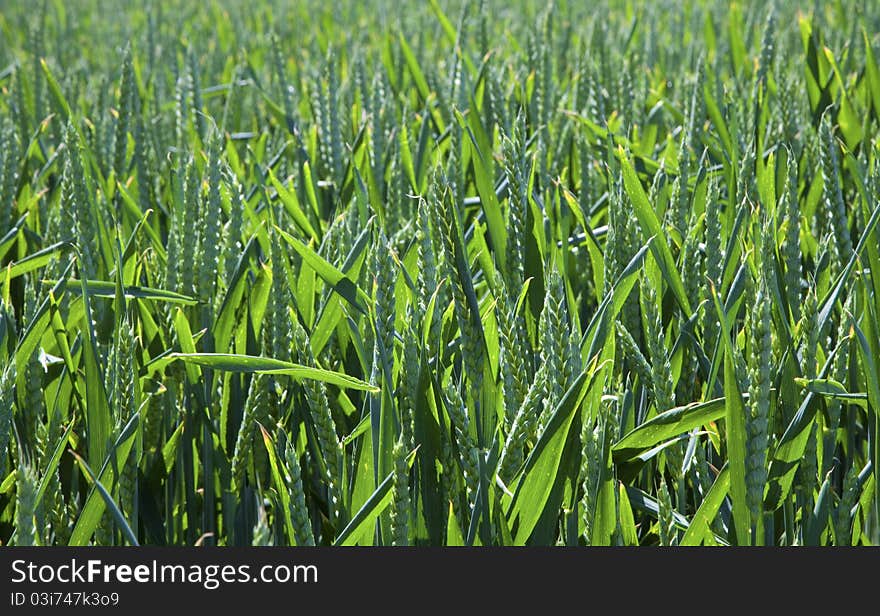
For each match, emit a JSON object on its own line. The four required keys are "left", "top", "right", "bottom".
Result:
{"left": 0, "top": 0, "right": 878, "bottom": 546}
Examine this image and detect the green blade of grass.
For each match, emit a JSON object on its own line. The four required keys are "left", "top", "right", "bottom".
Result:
{"left": 617, "top": 147, "right": 692, "bottom": 318}
{"left": 68, "top": 412, "right": 139, "bottom": 545}
{"left": 612, "top": 397, "right": 725, "bottom": 463}
{"left": 275, "top": 226, "right": 369, "bottom": 315}
{"left": 681, "top": 464, "right": 730, "bottom": 546}
{"left": 45, "top": 279, "right": 198, "bottom": 305}
{"left": 334, "top": 471, "right": 394, "bottom": 546}
{"left": 259, "top": 425, "right": 297, "bottom": 545}
{"left": 506, "top": 365, "right": 598, "bottom": 544}
{"left": 169, "top": 352, "right": 378, "bottom": 391}
{"left": 70, "top": 448, "right": 139, "bottom": 546}
{"left": 712, "top": 282, "right": 750, "bottom": 546}
{"left": 0, "top": 241, "right": 72, "bottom": 285}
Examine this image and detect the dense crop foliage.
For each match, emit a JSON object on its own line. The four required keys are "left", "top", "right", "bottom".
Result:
{"left": 1, "top": 0, "right": 878, "bottom": 546}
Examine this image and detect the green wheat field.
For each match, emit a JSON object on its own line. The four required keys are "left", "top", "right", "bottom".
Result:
{"left": 0, "top": 0, "right": 878, "bottom": 547}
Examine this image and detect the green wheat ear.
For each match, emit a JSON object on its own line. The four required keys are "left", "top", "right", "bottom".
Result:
{"left": 284, "top": 439, "right": 316, "bottom": 547}
{"left": 819, "top": 112, "right": 852, "bottom": 275}
{"left": 0, "top": 118, "right": 21, "bottom": 236}
{"left": 372, "top": 231, "right": 397, "bottom": 369}
{"left": 834, "top": 462, "right": 860, "bottom": 546}
{"left": 781, "top": 148, "right": 802, "bottom": 323}
{"left": 116, "top": 316, "right": 140, "bottom": 536}
{"left": 22, "top": 277, "right": 43, "bottom": 451}
{"left": 495, "top": 272, "right": 529, "bottom": 429}
{"left": 293, "top": 320, "right": 342, "bottom": 522}
{"left": 187, "top": 48, "right": 206, "bottom": 139}
{"left": 398, "top": 319, "right": 419, "bottom": 449}
{"left": 502, "top": 118, "right": 529, "bottom": 289}
{"left": 443, "top": 383, "right": 479, "bottom": 508}
{"left": 112, "top": 46, "right": 135, "bottom": 190}
{"left": 498, "top": 363, "right": 546, "bottom": 484}
{"left": 538, "top": 267, "right": 567, "bottom": 435}
{"left": 0, "top": 363, "right": 15, "bottom": 479}
{"left": 63, "top": 121, "right": 98, "bottom": 281}
{"left": 270, "top": 32, "right": 296, "bottom": 130}
{"left": 14, "top": 463, "right": 39, "bottom": 546}
{"left": 197, "top": 140, "right": 223, "bottom": 318}
{"left": 251, "top": 498, "right": 273, "bottom": 547}
{"left": 795, "top": 287, "right": 820, "bottom": 500}
{"left": 657, "top": 477, "right": 677, "bottom": 546}
{"left": 822, "top": 298, "right": 853, "bottom": 478}
{"left": 231, "top": 374, "right": 270, "bottom": 493}
{"left": 580, "top": 411, "right": 601, "bottom": 546}
{"left": 179, "top": 157, "right": 200, "bottom": 297}
{"left": 639, "top": 273, "right": 675, "bottom": 415}
{"left": 745, "top": 220, "right": 773, "bottom": 537}
{"left": 173, "top": 68, "right": 191, "bottom": 155}
{"left": 221, "top": 167, "right": 245, "bottom": 292}
{"left": 615, "top": 321, "right": 653, "bottom": 390}
{"left": 323, "top": 49, "right": 343, "bottom": 188}
{"left": 669, "top": 132, "right": 690, "bottom": 238}
{"left": 390, "top": 436, "right": 411, "bottom": 546}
